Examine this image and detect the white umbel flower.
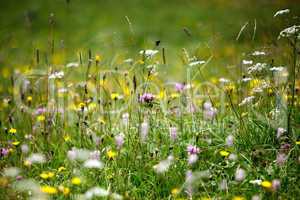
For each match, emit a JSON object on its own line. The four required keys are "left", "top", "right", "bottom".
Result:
{"left": 274, "top": 9, "right": 290, "bottom": 17}
{"left": 189, "top": 60, "right": 205, "bottom": 66}
{"left": 83, "top": 159, "right": 104, "bottom": 169}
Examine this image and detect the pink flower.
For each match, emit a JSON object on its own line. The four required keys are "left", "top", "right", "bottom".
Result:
{"left": 276, "top": 127, "right": 285, "bottom": 139}
{"left": 235, "top": 168, "right": 246, "bottom": 182}
{"left": 169, "top": 127, "right": 178, "bottom": 141}
{"left": 0, "top": 148, "right": 9, "bottom": 157}
{"left": 272, "top": 179, "right": 281, "bottom": 191}
{"left": 187, "top": 144, "right": 200, "bottom": 155}
{"left": 35, "top": 107, "right": 47, "bottom": 115}
{"left": 226, "top": 135, "right": 234, "bottom": 147}
{"left": 276, "top": 153, "right": 287, "bottom": 166}
{"left": 115, "top": 133, "right": 125, "bottom": 149}
{"left": 175, "top": 83, "right": 185, "bottom": 92}
{"left": 139, "top": 93, "right": 155, "bottom": 103}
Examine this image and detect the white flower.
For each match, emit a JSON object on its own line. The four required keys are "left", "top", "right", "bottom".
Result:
{"left": 123, "top": 58, "right": 133, "bottom": 63}
{"left": 140, "top": 121, "right": 149, "bottom": 142}
{"left": 250, "top": 179, "right": 262, "bottom": 185}
{"left": 189, "top": 60, "right": 205, "bottom": 66}
{"left": 219, "top": 78, "right": 230, "bottom": 83}
{"left": 235, "top": 168, "right": 246, "bottom": 182}
{"left": 67, "top": 148, "right": 92, "bottom": 161}
{"left": 58, "top": 88, "right": 68, "bottom": 93}
{"left": 26, "top": 153, "right": 46, "bottom": 164}
{"left": 49, "top": 71, "right": 64, "bottom": 79}
{"left": 270, "top": 66, "right": 285, "bottom": 72}
{"left": 278, "top": 25, "right": 300, "bottom": 39}
{"left": 83, "top": 159, "right": 104, "bottom": 169}
{"left": 252, "top": 51, "right": 266, "bottom": 56}
{"left": 153, "top": 155, "right": 174, "bottom": 173}
{"left": 239, "top": 96, "right": 255, "bottom": 106}
{"left": 139, "top": 49, "right": 158, "bottom": 58}
{"left": 274, "top": 9, "right": 290, "bottom": 17}
{"left": 242, "top": 60, "right": 253, "bottom": 65}
{"left": 241, "top": 77, "right": 252, "bottom": 82}
{"left": 3, "top": 167, "right": 20, "bottom": 177}
{"left": 66, "top": 62, "right": 79, "bottom": 68}
{"left": 85, "top": 187, "right": 109, "bottom": 199}
{"left": 248, "top": 63, "right": 267, "bottom": 73}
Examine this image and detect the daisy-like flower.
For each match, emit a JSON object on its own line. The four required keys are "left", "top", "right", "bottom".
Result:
{"left": 41, "top": 185, "right": 58, "bottom": 194}
{"left": 71, "top": 177, "right": 81, "bottom": 185}
{"left": 37, "top": 115, "right": 45, "bottom": 122}
{"left": 261, "top": 180, "right": 272, "bottom": 189}
{"left": 219, "top": 150, "right": 230, "bottom": 157}
{"left": 106, "top": 150, "right": 117, "bottom": 160}
{"left": 40, "top": 172, "right": 55, "bottom": 179}
{"left": 9, "top": 128, "right": 17, "bottom": 134}
{"left": 58, "top": 185, "right": 70, "bottom": 195}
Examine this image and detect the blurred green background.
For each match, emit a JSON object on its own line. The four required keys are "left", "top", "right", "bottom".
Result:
{"left": 0, "top": 0, "right": 299, "bottom": 80}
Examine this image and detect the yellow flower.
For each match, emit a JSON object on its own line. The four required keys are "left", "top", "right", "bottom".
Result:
{"left": 58, "top": 166, "right": 66, "bottom": 172}
{"left": 58, "top": 185, "right": 70, "bottom": 195}
{"left": 219, "top": 150, "right": 230, "bottom": 157}
{"left": 232, "top": 196, "right": 245, "bottom": 200}
{"left": 137, "top": 59, "right": 144, "bottom": 65}
{"left": 95, "top": 54, "right": 101, "bottom": 62}
{"left": 107, "top": 150, "right": 117, "bottom": 160}
{"left": 171, "top": 188, "right": 180, "bottom": 196}
{"left": 71, "top": 177, "right": 81, "bottom": 185}
{"left": 27, "top": 96, "right": 32, "bottom": 102}
{"left": 12, "top": 141, "right": 20, "bottom": 146}
{"left": 157, "top": 90, "right": 165, "bottom": 100}
{"left": 225, "top": 84, "right": 235, "bottom": 93}
{"left": 170, "top": 93, "right": 180, "bottom": 98}
{"left": 63, "top": 135, "right": 71, "bottom": 142}
{"left": 40, "top": 172, "right": 55, "bottom": 179}
{"left": 37, "top": 115, "right": 45, "bottom": 122}
{"left": 201, "top": 197, "right": 211, "bottom": 200}
{"left": 261, "top": 181, "right": 272, "bottom": 189}
{"left": 98, "top": 117, "right": 106, "bottom": 124}
{"left": 9, "top": 128, "right": 17, "bottom": 134}
{"left": 296, "top": 141, "right": 300, "bottom": 145}
{"left": 78, "top": 102, "right": 85, "bottom": 109}
{"left": 88, "top": 102, "right": 97, "bottom": 109}
{"left": 41, "top": 186, "right": 58, "bottom": 194}
{"left": 123, "top": 86, "right": 130, "bottom": 96}
{"left": 24, "top": 160, "right": 31, "bottom": 167}
{"left": 111, "top": 93, "right": 120, "bottom": 100}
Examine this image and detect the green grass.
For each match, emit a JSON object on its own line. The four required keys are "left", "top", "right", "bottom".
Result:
{"left": 0, "top": 1, "right": 300, "bottom": 200}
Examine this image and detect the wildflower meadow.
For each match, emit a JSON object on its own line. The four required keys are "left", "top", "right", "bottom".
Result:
{"left": 0, "top": 1, "right": 299, "bottom": 199}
